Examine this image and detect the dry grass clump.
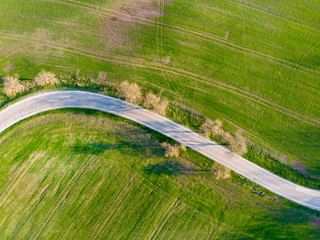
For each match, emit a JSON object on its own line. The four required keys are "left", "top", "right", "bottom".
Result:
{"left": 162, "top": 56, "right": 171, "bottom": 65}
{"left": 200, "top": 119, "right": 223, "bottom": 138}
{"left": 200, "top": 119, "right": 247, "bottom": 156}
{"left": 4, "top": 62, "right": 14, "bottom": 73}
{"left": 117, "top": 81, "right": 142, "bottom": 104}
{"left": 34, "top": 71, "right": 59, "bottom": 86}
{"left": 3, "top": 75, "right": 24, "bottom": 97}
{"left": 180, "top": 143, "right": 187, "bottom": 152}
{"left": 161, "top": 142, "right": 186, "bottom": 158}
{"left": 229, "top": 130, "right": 247, "bottom": 155}
{"left": 211, "top": 162, "right": 231, "bottom": 180}
{"left": 220, "top": 131, "right": 234, "bottom": 144}
{"left": 144, "top": 92, "right": 169, "bottom": 115}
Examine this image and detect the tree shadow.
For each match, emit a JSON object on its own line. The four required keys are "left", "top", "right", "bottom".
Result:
{"left": 244, "top": 205, "right": 320, "bottom": 239}
{"left": 72, "top": 138, "right": 165, "bottom": 158}
{"left": 143, "top": 161, "right": 209, "bottom": 176}
{"left": 72, "top": 142, "right": 125, "bottom": 155}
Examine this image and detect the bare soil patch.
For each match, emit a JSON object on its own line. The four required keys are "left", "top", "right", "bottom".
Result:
{"left": 4, "top": 62, "right": 14, "bottom": 73}
{"left": 100, "top": 0, "right": 164, "bottom": 51}
{"left": 290, "top": 160, "right": 308, "bottom": 176}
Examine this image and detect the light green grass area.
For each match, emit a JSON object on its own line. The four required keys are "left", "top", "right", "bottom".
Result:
{"left": 0, "top": 111, "right": 319, "bottom": 239}
{"left": 0, "top": 1, "right": 319, "bottom": 172}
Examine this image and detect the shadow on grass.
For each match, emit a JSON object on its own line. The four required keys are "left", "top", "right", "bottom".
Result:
{"left": 143, "top": 161, "right": 210, "bottom": 176}
{"left": 72, "top": 139, "right": 165, "bottom": 158}
{"left": 245, "top": 206, "right": 320, "bottom": 239}
{"left": 72, "top": 142, "right": 125, "bottom": 155}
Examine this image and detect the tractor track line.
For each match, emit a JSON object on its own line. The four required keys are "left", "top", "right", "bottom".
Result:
{"left": 0, "top": 33, "right": 318, "bottom": 126}
{"left": 49, "top": 0, "right": 320, "bottom": 78}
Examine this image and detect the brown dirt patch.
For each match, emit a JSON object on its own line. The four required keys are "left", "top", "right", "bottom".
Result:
{"left": 162, "top": 56, "right": 171, "bottom": 65}
{"left": 31, "top": 28, "right": 53, "bottom": 49}
{"left": 100, "top": 0, "right": 164, "bottom": 51}
{"left": 4, "top": 62, "right": 14, "bottom": 72}
{"left": 98, "top": 71, "right": 108, "bottom": 81}
{"left": 225, "top": 31, "right": 230, "bottom": 40}
{"left": 290, "top": 160, "right": 309, "bottom": 175}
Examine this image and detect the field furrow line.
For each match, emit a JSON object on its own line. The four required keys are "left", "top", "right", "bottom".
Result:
{"left": 42, "top": 42, "right": 320, "bottom": 124}
{"left": 32, "top": 155, "right": 95, "bottom": 240}
{"left": 24, "top": 39, "right": 320, "bottom": 125}
{"left": 98, "top": 187, "right": 154, "bottom": 240}
{"left": 206, "top": 221, "right": 220, "bottom": 240}
{"left": 159, "top": 67, "right": 320, "bottom": 126}
{"left": 209, "top": 221, "right": 222, "bottom": 240}
{"left": 0, "top": 33, "right": 318, "bottom": 126}
{"left": 225, "top": 0, "right": 320, "bottom": 31}
{"left": 0, "top": 155, "right": 33, "bottom": 199}
{"left": 54, "top": 41, "right": 319, "bottom": 126}
{"left": 149, "top": 198, "right": 179, "bottom": 240}
{"left": 0, "top": 152, "right": 43, "bottom": 209}
{"left": 60, "top": 222, "right": 75, "bottom": 240}
{"left": 222, "top": 118, "right": 273, "bottom": 147}
{"left": 0, "top": 43, "right": 24, "bottom": 58}
{"left": 49, "top": 0, "right": 121, "bottom": 22}
{"left": 49, "top": 0, "right": 320, "bottom": 77}
{"left": 1, "top": 44, "right": 33, "bottom": 61}
{"left": 168, "top": 26, "right": 320, "bottom": 79}
{"left": 67, "top": 164, "right": 115, "bottom": 233}
{"left": 157, "top": 204, "right": 186, "bottom": 240}
{"left": 51, "top": 0, "right": 154, "bottom": 25}
{"left": 154, "top": 0, "right": 177, "bottom": 91}
{"left": 135, "top": 78, "right": 181, "bottom": 97}
{"left": 88, "top": 175, "right": 136, "bottom": 240}
{"left": 154, "top": 19, "right": 317, "bottom": 80}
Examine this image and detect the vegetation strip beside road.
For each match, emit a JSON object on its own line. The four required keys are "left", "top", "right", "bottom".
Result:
{"left": 0, "top": 90, "right": 319, "bottom": 211}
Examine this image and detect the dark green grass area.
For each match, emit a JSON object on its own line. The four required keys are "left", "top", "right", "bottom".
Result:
{"left": 244, "top": 146, "right": 320, "bottom": 190}
{"left": 0, "top": 0, "right": 319, "bottom": 176}
{"left": 0, "top": 112, "right": 319, "bottom": 239}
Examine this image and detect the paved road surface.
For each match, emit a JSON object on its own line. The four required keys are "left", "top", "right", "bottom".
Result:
{"left": 0, "top": 91, "right": 319, "bottom": 211}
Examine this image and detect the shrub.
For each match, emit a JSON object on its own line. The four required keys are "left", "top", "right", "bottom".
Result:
{"left": 34, "top": 71, "right": 59, "bottom": 86}
{"left": 144, "top": 92, "right": 168, "bottom": 115}
{"left": 161, "top": 142, "right": 186, "bottom": 158}
{"left": 211, "top": 162, "right": 231, "bottom": 180}
{"left": 200, "top": 119, "right": 247, "bottom": 156}
{"left": 200, "top": 119, "right": 223, "bottom": 138}
{"left": 117, "top": 81, "right": 142, "bottom": 104}
{"left": 180, "top": 143, "right": 187, "bottom": 152}
{"left": 3, "top": 75, "right": 24, "bottom": 97}
{"left": 229, "top": 130, "right": 247, "bottom": 155}
{"left": 220, "top": 131, "right": 234, "bottom": 143}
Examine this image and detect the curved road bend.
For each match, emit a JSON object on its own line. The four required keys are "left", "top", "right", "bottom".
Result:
{"left": 0, "top": 91, "right": 319, "bottom": 211}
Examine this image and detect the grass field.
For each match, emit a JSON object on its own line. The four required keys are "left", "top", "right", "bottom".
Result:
{"left": 0, "top": 111, "right": 319, "bottom": 239}
{"left": 0, "top": 0, "right": 319, "bottom": 177}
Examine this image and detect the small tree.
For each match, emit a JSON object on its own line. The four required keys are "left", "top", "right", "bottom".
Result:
{"left": 117, "top": 81, "right": 142, "bottom": 104}
{"left": 229, "top": 130, "right": 247, "bottom": 155}
{"left": 3, "top": 75, "right": 24, "bottom": 97}
{"left": 200, "top": 119, "right": 223, "bottom": 138}
{"left": 200, "top": 119, "right": 247, "bottom": 156}
{"left": 144, "top": 92, "right": 168, "bottom": 115}
{"left": 34, "top": 71, "right": 59, "bottom": 86}
{"left": 161, "top": 142, "right": 186, "bottom": 158}
{"left": 211, "top": 162, "right": 231, "bottom": 180}
{"left": 220, "top": 131, "right": 234, "bottom": 144}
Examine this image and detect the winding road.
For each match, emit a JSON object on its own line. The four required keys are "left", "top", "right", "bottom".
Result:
{"left": 0, "top": 90, "right": 319, "bottom": 211}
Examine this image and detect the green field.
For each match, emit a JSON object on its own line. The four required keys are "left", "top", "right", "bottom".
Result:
{"left": 0, "top": 111, "right": 319, "bottom": 239}
{"left": 0, "top": 0, "right": 319, "bottom": 177}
